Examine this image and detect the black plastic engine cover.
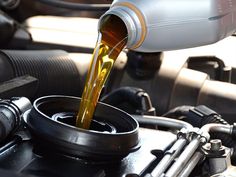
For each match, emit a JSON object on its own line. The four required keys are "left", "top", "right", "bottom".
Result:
{"left": 0, "top": 128, "right": 175, "bottom": 177}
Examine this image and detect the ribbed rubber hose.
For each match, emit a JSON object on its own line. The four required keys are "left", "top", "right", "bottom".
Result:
{"left": 0, "top": 50, "right": 83, "bottom": 99}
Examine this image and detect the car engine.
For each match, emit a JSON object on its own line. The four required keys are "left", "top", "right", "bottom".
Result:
{"left": 0, "top": 1, "right": 236, "bottom": 177}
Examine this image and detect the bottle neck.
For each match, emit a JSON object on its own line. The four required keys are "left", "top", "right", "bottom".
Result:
{"left": 98, "top": 5, "right": 146, "bottom": 49}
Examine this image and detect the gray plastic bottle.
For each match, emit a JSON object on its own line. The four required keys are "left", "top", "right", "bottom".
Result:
{"left": 98, "top": 0, "right": 236, "bottom": 52}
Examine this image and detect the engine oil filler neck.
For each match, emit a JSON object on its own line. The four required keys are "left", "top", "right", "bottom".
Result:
{"left": 23, "top": 95, "right": 140, "bottom": 161}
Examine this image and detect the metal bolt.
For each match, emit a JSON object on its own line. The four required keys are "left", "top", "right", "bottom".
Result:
{"left": 210, "top": 139, "right": 222, "bottom": 151}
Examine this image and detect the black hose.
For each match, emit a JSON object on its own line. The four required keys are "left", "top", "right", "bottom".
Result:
{"left": 0, "top": 97, "right": 31, "bottom": 143}
{"left": 199, "top": 113, "right": 236, "bottom": 163}
{"left": 37, "top": 0, "right": 110, "bottom": 11}
{"left": 101, "top": 87, "right": 143, "bottom": 108}
{"left": 162, "top": 105, "right": 193, "bottom": 118}
{"left": 0, "top": 50, "right": 83, "bottom": 99}
{"left": 101, "top": 87, "right": 156, "bottom": 115}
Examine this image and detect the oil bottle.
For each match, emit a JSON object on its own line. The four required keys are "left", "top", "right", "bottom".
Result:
{"left": 99, "top": 0, "right": 236, "bottom": 52}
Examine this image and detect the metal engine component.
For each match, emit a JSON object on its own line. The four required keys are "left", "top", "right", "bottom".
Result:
{"left": 111, "top": 51, "right": 236, "bottom": 123}
{"left": 0, "top": 97, "right": 31, "bottom": 142}
{"left": 202, "top": 139, "right": 236, "bottom": 177}
{"left": 0, "top": 98, "right": 236, "bottom": 177}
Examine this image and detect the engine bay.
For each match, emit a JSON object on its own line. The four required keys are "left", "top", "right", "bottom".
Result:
{"left": 1, "top": 1, "right": 236, "bottom": 177}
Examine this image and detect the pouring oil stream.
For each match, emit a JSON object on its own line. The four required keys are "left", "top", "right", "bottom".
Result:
{"left": 76, "top": 15, "right": 128, "bottom": 129}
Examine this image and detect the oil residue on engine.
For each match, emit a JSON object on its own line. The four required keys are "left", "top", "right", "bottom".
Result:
{"left": 76, "top": 15, "right": 128, "bottom": 129}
